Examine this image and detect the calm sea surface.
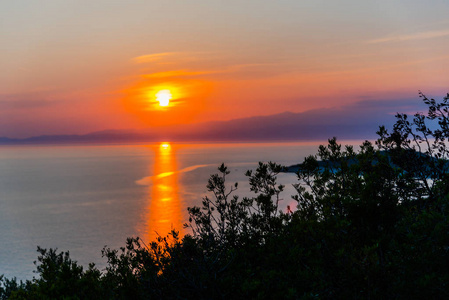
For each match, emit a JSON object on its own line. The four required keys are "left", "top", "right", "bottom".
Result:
{"left": 0, "top": 141, "right": 356, "bottom": 280}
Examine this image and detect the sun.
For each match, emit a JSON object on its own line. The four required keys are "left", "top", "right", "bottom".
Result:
{"left": 156, "top": 89, "right": 172, "bottom": 107}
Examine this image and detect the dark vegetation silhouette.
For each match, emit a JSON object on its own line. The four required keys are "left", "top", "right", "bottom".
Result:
{"left": 2, "top": 92, "right": 449, "bottom": 299}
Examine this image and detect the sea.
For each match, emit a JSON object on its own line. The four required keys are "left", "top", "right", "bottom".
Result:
{"left": 0, "top": 141, "right": 357, "bottom": 280}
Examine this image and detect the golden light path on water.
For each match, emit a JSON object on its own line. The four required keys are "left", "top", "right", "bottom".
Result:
{"left": 142, "top": 142, "right": 184, "bottom": 242}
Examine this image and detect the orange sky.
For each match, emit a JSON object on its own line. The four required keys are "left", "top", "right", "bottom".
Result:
{"left": 1, "top": 1, "right": 449, "bottom": 138}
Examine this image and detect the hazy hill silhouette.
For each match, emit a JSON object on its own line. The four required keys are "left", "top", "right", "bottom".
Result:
{"left": 0, "top": 101, "right": 400, "bottom": 144}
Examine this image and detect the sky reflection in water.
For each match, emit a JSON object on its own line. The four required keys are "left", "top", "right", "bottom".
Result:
{"left": 142, "top": 143, "right": 184, "bottom": 242}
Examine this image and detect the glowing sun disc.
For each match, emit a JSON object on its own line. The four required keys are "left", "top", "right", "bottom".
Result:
{"left": 156, "top": 90, "right": 172, "bottom": 107}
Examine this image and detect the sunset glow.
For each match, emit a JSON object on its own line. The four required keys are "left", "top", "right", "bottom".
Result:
{"left": 1, "top": 1, "right": 449, "bottom": 139}
{"left": 3, "top": 1, "right": 449, "bottom": 287}
{"left": 156, "top": 90, "right": 172, "bottom": 107}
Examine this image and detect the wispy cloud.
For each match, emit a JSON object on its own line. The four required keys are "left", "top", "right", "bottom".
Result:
{"left": 141, "top": 63, "right": 275, "bottom": 80}
{"left": 367, "top": 29, "right": 449, "bottom": 44}
{"left": 133, "top": 51, "right": 279, "bottom": 82}
{"left": 133, "top": 52, "right": 182, "bottom": 64}
{"left": 143, "top": 70, "right": 218, "bottom": 79}
{"left": 227, "top": 63, "right": 274, "bottom": 71}
{"left": 133, "top": 51, "right": 211, "bottom": 64}
{"left": 0, "top": 93, "right": 60, "bottom": 110}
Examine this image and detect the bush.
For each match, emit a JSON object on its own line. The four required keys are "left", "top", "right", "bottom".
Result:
{"left": 2, "top": 92, "right": 449, "bottom": 299}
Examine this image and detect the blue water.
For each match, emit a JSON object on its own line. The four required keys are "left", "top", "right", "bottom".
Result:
{"left": 0, "top": 142, "right": 331, "bottom": 280}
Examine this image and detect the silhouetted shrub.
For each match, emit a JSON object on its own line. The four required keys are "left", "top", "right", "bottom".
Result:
{"left": 2, "top": 92, "right": 449, "bottom": 299}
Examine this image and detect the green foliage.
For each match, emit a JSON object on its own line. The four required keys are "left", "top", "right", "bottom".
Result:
{"left": 1, "top": 247, "right": 103, "bottom": 300}
{"left": 2, "top": 92, "right": 449, "bottom": 299}
{"left": 376, "top": 91, "right": 449, "bottom": 201}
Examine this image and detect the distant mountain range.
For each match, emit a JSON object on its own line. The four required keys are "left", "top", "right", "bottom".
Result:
{"left": 0, "top": 108, "right": 393, "bottom": 144}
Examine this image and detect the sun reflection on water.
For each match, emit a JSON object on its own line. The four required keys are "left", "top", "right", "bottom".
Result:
{"left": 142, "top": 142, "right": 184, "bottom": 242}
